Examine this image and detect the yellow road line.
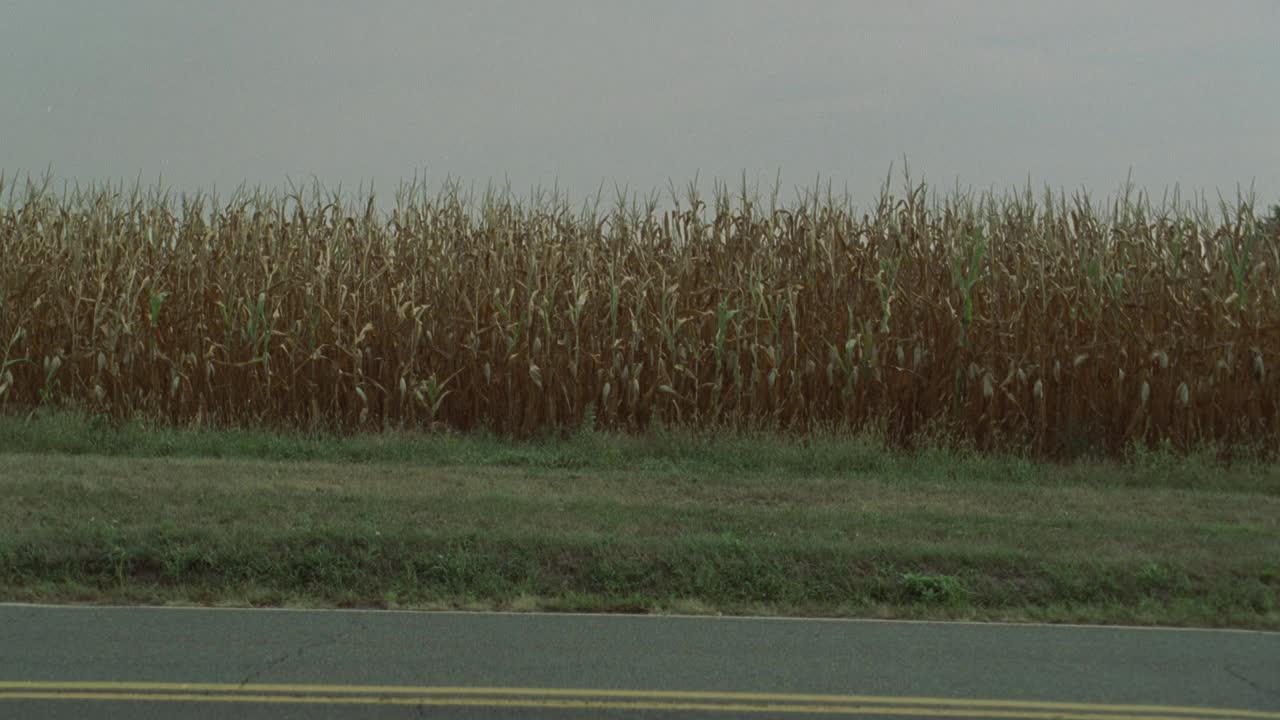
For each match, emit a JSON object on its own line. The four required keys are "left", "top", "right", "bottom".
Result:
{"left": 0, "top": 682, "right": 1275, "bottom": 720}
{"left": 0, "top": 691, "right": 1258, "bottom": 719}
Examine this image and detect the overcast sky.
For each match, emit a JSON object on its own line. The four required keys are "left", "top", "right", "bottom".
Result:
{"left": 2, "top": 0, "right": 1278, "bottom": 205}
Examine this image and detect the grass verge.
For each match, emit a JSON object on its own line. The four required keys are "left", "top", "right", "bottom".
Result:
{"left": 1, "top": 412, "right": 1278, "bottom": 628}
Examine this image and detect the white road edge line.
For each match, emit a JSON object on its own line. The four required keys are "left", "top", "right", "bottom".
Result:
{"left": 0, "top": 602, "right": 1275, "bottom": 635}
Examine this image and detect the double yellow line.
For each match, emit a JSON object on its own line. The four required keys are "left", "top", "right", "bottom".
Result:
{"left": 1, "top": 682, "right": 1277, "bottom": 718}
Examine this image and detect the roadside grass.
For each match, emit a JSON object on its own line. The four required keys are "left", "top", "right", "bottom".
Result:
{"left": 1, "top": 412, "right": 1277, "bottom": 628}
{"left": 3, "top": 410, "right": 1277, "bottom": 492}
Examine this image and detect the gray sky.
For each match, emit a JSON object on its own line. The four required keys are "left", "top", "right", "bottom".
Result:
{"left": 3, "top": 0, "right": 1278, "bottom": 205}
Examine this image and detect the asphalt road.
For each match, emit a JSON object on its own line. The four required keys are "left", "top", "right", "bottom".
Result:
{"left": 1, "top": 605, "right": 1277, "bottom": 719}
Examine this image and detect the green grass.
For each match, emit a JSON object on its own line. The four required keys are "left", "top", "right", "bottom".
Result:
{"left": 3, "top": 410, "right": 1277, "bottom": 492}
{"left": 1, "top": 411, "right": 1277, "bottom": 628}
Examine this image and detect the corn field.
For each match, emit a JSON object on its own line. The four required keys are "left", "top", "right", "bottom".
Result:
{"left": 1, "top": 174, "right": 1278, "bottom": 457}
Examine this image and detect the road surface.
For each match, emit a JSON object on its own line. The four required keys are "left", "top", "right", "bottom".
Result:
{"left": 1, "top": 604, "right": 1277, "bottom": 719}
